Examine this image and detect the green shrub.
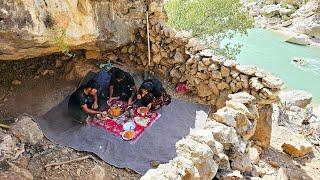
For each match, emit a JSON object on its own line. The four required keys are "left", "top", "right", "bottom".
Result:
{"left": 165, "top": 0, "right": 254, "bottom": 60}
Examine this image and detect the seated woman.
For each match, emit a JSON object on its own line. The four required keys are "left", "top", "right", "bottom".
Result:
{"left": 68, "top": 81, "right": 103, "bottom": 123}
{"left": 108, "top": 68, "right": 136, "bottom": 105}
{"left": 136, "top": 79, "right": 171, "bottom": 110}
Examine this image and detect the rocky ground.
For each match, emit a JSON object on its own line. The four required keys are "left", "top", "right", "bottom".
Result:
{"left": 1, "top": 57, "right": 320, "bottom": 179}
{"left": 243, "top": 0, "right": 320, "bottom": 47}
{"left": 0, "top": 56, "right": 142, "bottom": 179}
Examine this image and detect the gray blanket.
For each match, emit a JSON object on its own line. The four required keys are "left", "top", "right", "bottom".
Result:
{"left": 35, "top": 97, "right": 209, "bottom": 174}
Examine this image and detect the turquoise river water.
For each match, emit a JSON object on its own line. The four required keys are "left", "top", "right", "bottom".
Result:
{"left": 233, "top": 29, "right": 320, "bottom": 103}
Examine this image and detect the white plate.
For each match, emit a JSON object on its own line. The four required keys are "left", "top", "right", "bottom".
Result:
{"left": 122, "top": 130, "right": 136, "bottom": 141}
{"left": 123, "top": 121, "right": 136, "bottom": 131}
{"left": 134, "top": 117, "right": 150, "bottom": 127}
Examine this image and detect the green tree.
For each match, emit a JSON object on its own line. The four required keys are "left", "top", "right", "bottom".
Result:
{"left": 165, "top": 0, "right": 254, "bottom": 59}
{"left": 53, "top": 28, "right": 74, "bottom": 57}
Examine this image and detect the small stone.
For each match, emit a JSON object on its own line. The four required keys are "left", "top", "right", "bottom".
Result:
{"left": 269, "top": 160, "right": 280, "bottom": 168}
{"left": 217, "top": 82, "right": 230, "bottom": 90}
{"left": 223, "top": 60, "right": 236, "bottom": 67}
{"left": 202, "top": 58, "right": 212, "bottom": 66}
{"left": 173, "top": 51, "right": 187, "bottom": 64}
{"left": 199, "top": 49, "right": 214, "bottom": 57}
{"left": 0, "top": 131, "right": 17, "bottom": 158}
{"left": 196, "top": 83, "right": 212, "bottom": 97}
{"left": 281, "top": 143, "right": 313, "bottom": 158}
{"left": 196, "top": 72, "right": 209, "bottom": 80}
{"left": 208, "top": 63, "right": 220, "bottom": 71}
{"left": 230, "top": 152, "right": 253, "bottom": 173}
{"left": 226, "top": 100, "right": 255, "bottom": 119}
{"left": 42, "top": 69, "right": 49, "bottom": 76}
{"left": 248, "top": 146, "right": 261, "bottom": 165}
{"left": 236, "top": 65, "right": 257, "bottom": 75}
{"left": 228, "top": 92, "right": 256, "bottom": 104}
{"left": 250, "top": 77, "right": 264, "bottom": 91}
{"left": 221, "top": 66, "right": 230, "bottom": 77}
{"left": 86, "top": 164, "right": 105, "bottom": 180}
{"left": 262, "top": 74, "right": 283, "bottom": 89}
{"left": 11, "top": 80, "right": 21, "bottom": 86}
{"left": 150, "top": 160, "right": 160, "bottom": 168}
{"left": 219, "top": 170, "right": 243, "bottom": 180}
{"left": 211, "top": 71, "right": 222, "bottom": 80}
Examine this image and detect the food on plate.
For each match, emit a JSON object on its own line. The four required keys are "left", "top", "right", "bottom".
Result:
{"left": 122, "top": 130, "right": 135, "bottom": 140}
{"left": 108, "top": 106, "right": 122, "bottom": 117}
{"left": 137, "top": 107, "right": 149, "bottom": 115}
{"left": 134, "top": 117, "right": 150, "bottom": 127}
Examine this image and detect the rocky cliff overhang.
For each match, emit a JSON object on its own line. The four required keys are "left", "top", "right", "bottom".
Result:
{"left": 0, "top": 0, "right": 162, "bottom": 60}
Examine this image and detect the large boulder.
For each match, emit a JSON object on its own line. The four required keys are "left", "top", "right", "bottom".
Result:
{"left": 261, "top": 5, "right": 280, "bottom": 17}
{"left": 285, "top": 34, "right": 310, "bottom": 45}
{"left": 176, "top": 138, "right": 218, "bottom": 179}
{"left": 11, "top": 115, "right": 44, "bottom": 145}
{"left": 278, "top": 90, "right": 312, "bottom": 108}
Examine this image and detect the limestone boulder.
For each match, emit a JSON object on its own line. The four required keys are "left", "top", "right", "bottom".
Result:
{"left": 226, "top": 100, "right": 255, "bottom": 119}
{"left": 204, "top": 121, "right": 239, "bottom": 150}
{"left": 262, "top": 74, "right": 283, "bottom": 89}
{"left": 11, "top": 115, "right": 43, "bottom": 145}
{"left": 278, "top": 90, "right": 312, "bottom": 108}
{"left": 176, "top": 138, "right": 218, "bottom": 179}
{"left": 285, "top": 34, "right": 310, "bottom": 45}
{"left": 188, "top": 129, "right": 224, "bottom": 155}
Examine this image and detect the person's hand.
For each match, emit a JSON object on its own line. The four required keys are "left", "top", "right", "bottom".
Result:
{"left": 93, "top": 102, "right": 98, "bottom": 110}
{"left": 137, "top": 94, "right": 142, "bottom": 100}
{"left": 147, "top": 103, "right": 152, "bottom": 109}
{"left": 108, "top": 97, "right": 120, "bottom": 105}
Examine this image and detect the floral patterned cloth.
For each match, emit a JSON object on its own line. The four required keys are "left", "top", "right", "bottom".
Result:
{"left": 89, "top": 100, "right": 160, "bottom": 143}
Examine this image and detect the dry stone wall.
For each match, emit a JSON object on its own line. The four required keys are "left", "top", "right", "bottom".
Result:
{"left": 102, "top": 2, "right": 284, "bottom": 110}
{"left": 141, "top": 92, "right": 264, "bottom": 179}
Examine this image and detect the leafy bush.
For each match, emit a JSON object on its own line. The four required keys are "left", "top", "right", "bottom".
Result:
{"left": 165, "top": 0, "right": 254, "bottom": 59}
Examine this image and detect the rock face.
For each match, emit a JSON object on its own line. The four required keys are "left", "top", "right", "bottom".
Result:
{"left": 11, "top": 115, "right": 44, "bottom": 145}
{"left": 278, "top": 90, "right": 312, "bottom": 108}
{"left": 0, "top": 0, "right": 160, "bottom": 60}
